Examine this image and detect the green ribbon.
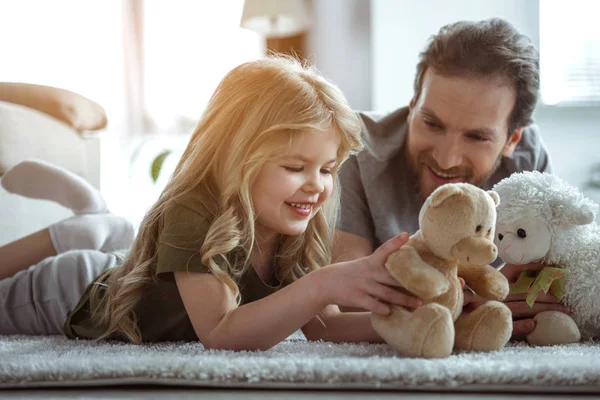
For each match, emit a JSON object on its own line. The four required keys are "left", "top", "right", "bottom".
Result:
{"left": 509, "top": 267, "right": 569, "bottom": 307}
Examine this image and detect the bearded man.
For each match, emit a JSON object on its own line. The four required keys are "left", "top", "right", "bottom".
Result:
{"left": 334, "top": 18, "right": 571, "bottom": 338}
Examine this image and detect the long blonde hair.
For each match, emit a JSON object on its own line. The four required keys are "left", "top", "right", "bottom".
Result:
{"left": 91, "top": 55, "right": 363, "bottom": 343}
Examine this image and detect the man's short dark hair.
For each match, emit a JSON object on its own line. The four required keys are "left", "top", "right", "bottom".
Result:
{"left": 413, "top": 18, "right": 539, "bottom": 133}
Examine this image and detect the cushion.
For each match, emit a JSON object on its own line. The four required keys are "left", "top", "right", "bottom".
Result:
{"left": 0, "top": 82, "right": 107, "bottom": 133}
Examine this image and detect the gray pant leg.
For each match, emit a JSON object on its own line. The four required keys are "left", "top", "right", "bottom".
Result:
{"left": 0, "top": 250, "right": 119, "bottom": 335}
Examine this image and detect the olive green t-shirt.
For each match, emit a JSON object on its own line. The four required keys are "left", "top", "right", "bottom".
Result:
{"left": 63, "top": 197, "right": 281, "bottom": 342}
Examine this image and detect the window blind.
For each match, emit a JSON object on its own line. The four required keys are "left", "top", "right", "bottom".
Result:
{"left": 540, "top": 0, "right": 600, "bottom": 105}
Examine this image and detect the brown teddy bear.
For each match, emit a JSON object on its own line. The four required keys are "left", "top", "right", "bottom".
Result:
{"left": 372, "top": 183, "right": 513, "bottom": 358}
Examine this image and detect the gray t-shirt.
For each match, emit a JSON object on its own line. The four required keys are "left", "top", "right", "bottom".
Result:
{"left": 339, "top": 106, "right": 552, "bottom": 247}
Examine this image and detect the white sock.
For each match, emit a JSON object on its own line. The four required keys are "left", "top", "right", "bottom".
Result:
{"left": 1, "top": 159, "right": 107, "bottom": 214}
{"left": 49, "top": 214, "right": 135, "bottom": 254}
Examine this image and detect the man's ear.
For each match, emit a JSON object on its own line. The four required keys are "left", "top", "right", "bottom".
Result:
{"left": 502, "top": 127, "right": 524, "bottom": 157}
{"left": 409, "top": 97, "right": 416, "bottom": 112}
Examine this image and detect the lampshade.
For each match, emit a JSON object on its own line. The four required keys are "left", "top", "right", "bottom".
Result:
{"left": 240, "top": 0, "right": 310, "bottom": 38}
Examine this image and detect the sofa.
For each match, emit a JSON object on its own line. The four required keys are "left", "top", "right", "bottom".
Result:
{"left": 0, "top": 83, "right": 104, "bottom": 246}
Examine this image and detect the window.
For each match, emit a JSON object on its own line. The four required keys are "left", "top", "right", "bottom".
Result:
{"left": 540, "top": 0, "right": 600, "bottom": 105}
{"left": 0, "top": 0, "right": 263, "bottom": 131}
{"left": 144, "top": 0, "right": 263, "bottom": 132}
{"left": 0, "top": 0, "right": 124, "bottom": 118}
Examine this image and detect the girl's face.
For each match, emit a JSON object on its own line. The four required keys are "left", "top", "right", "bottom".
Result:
{"left": 251, "top": 129, "right": 340, "bottom": 240}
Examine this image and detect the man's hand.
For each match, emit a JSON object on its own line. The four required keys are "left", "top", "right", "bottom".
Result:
{"left": 463, "top": 262, "right": 571, "bottom": 339}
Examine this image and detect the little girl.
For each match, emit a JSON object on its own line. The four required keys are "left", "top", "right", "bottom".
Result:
{"left": 0, "top": 56, "right": 420, "bottom": 350}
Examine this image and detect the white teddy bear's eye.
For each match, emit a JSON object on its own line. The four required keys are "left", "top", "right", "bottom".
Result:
{"left": 476, "top": 225, "right": 482, "bottom": 233}
{"left": 517, "top": 228, "right": 527, "bottom": 238}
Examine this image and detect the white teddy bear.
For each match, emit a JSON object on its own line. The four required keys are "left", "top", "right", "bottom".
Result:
{"left": 492, "top": 171, "right": 600, "bottom": 345}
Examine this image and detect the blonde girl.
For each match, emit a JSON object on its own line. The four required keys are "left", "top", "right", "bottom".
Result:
{"left": 0, "top": 56, "right": 420, "bottom": 350}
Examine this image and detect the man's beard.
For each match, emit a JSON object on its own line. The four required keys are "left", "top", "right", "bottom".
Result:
{"left": 406, "top": 146, "right": 502, "bottom": 202}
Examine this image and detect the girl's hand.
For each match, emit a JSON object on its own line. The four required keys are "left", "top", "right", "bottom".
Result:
{"left": 316, "top": 233, "right": 423, "bottom": 316}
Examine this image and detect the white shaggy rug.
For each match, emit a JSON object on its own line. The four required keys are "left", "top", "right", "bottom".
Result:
{"left": 1, "top": 334, "right": 600, "bottom": 392}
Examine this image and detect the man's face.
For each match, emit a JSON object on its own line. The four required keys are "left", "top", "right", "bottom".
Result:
{"left": 407, "top": 69, "right": 523, "bottom": 200}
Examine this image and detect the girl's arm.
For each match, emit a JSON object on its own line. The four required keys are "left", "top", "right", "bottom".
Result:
{"left": 175, "top": 269, "right": 327, "bottom": 351}
{"left": 175, "top": 233, "right": 419, "bottom": 351}
{"left": 301, "top": 305, "right": 384, "bottom": 344}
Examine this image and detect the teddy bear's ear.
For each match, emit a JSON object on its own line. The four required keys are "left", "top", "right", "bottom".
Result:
{"left": 430, "top": 184, "right": 463, "bottom": 208}
{"left": 487, "top": 190, "right": 501, "bottom": 206}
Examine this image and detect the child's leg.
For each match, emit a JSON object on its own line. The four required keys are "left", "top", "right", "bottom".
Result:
{"left": 0, "top": 250, "right": 120, "bottom": 335}
{"left": 1, "top": 159, "right": 107, "bottom": 214}
{"left": 49, "top": 213, "right": 134, "bottom": 255}
{"left": 0, "top": 214, "right": 134, "bottom": 280}
{"left": 0, "top": 228, "right": 56, "bottom": 280}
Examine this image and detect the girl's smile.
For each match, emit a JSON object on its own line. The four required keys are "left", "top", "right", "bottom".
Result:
{"left": 285, "top": 202, "right": 314, "bottom": 217}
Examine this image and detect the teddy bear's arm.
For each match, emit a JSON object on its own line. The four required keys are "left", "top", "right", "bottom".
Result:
{"left": 458, "top": 264, "right": 509, "bottom": 301}
{"left": 386, "top": 245, "right": 451, "bottom": 300}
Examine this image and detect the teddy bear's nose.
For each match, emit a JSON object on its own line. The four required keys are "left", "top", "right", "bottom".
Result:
{"left": 498, "top": 233, "right": 504, "bottom": 241}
